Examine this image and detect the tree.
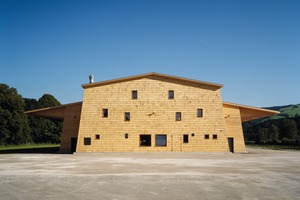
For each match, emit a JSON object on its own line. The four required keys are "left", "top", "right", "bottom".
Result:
{"left": 0, "top": 84, "right": 31, "bottom": 145}
{"left": 25, "top": 94, "right": 62, "bottom": 144}
{"left": 280, "top": 119, "right": 298, "bottom": 140}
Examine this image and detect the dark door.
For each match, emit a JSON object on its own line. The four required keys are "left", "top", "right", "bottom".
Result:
{"left": 228, "top": 138, "right": 234, "bottom": 153}
{"left": 71, "top": 137, "right": 78, "bottom": 153}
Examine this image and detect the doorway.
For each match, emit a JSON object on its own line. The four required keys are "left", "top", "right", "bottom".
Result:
{"left": 228, "top": 138, "right": 234, "bottom": 153}
{"left": 71, "top": 137, "right": 78, "bottom": 153}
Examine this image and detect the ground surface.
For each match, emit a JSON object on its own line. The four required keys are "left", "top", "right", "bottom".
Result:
{"left": 0, "top": 148, "right": 299, "bottom": 200}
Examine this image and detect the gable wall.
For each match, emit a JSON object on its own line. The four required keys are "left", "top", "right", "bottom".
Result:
{"left": 76, "top": 77, "right": 229, "bottom": 152}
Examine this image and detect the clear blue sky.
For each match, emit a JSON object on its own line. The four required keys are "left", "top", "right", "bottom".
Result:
{"left": 1, "top": 0, "right": 299, "bottom": 107}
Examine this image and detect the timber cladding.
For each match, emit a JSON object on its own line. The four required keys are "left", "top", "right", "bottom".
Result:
{"left": 76, "top": 76, "right": 230, "bottom": 152}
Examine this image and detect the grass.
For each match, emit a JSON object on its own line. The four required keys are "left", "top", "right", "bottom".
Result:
{"left": 0, "top": 144, "right": 60, "bottom": 154}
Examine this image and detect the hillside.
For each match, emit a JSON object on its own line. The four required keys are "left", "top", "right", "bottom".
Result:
{"left": 264, "top": 104, "right": 300, "bottom": 120}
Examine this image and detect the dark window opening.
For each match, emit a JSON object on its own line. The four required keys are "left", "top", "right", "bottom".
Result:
{"left": 168, "top": 90, "right": 174, "bottom": 99}
{"left": 132, "top": 90, "right": 137, "bottom": 99}
{"left": 197, "top": 109, "right": 203, "bottom": 118}
{"left": 125, "top": 133, "right": 128, "bottom": 139}
{"left": 183, "top": 134, "right": 189, "bottom": 143}
{"left": 191, "top": 133, "right": 195, "bottom": 137}
{"left": 213, "top": 134, "right": 218, "bottom": 139}
{"left": 103, "top": 109, "right": 108, "bottom": 118}
{"left": 176, "top": 112, "right": 181, "bottom": 121}
{"left": 84, "top": 137, "right": 91, "bottom": 145}
{"left": 95, "top": 134, "right": 100, "bottom": 140}
{"left": 140, "top": 134, "right": 151, "bottom": 146}
{"left": 205, "top": 134, "right": 209, "bottom": 139}
{"left": 155, "top": 135, "right": 167, "bottom": 146}
{"left": 125, "top": 112, "right": 130, "bottom": 121}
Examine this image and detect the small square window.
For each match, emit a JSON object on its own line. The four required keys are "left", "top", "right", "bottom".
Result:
{"left": 155, "top": 134, "right": 167, "bottom": 146}
{"left": 103, "top": 109, "right": 108, "bottom": 118}
{"left": 84, "top": 137, "right": 91, "bottom": 145}
{"left": 95, "top": 134, "right": 100, "bottom": 140}
{"left": 140, "top": 134, "right": 151, "bottom": 146}
{"left": 132, "top": 90, "right": 137, "bottom": 99}
{"left": 125, "top": 112, "right": 130, "bottom": 121}
{"left": 213, "top": 134, "right": 218, "bottom": 139}
{"left": 176, "top": 112, "right": 181, "bottom": 121}
{"left": 197, "top": 109, "right": 203, "bottom": 118}
{"left": 204, "top": 134, "right": 209, "bottom": 139}
{"left": 191, "top": 133, "right": 195, "bottom": 137}
{"left": 125, "top": 133, "right": 128, "bottom": 139}
{"left": 183, "top": 134, "right": 189, "bottom": 143}
{"left": 168, "top": 90, "right": 174, "bottom": 99}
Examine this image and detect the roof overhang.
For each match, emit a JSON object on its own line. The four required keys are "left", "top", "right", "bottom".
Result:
{"left": 25, "top": 102, "right": 82, "bottom": 121}
{"left": 223, "top": 102, "right": 280, "bottom": 122}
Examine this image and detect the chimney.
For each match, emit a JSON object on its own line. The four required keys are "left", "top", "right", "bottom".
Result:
{"left": 89, "top": 75, "right": 94, "bottom": 83}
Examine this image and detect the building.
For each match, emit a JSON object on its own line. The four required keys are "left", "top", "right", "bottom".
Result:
{"left": 26, "top": 72, "right": 279, "bottom": 153}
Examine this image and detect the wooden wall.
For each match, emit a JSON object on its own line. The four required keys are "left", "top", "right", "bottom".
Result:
{"left": 223, "top": 104, "right": 246, "bottom": 153}
{"left": 76, "top": 77, "right": 229, "bottom": 152}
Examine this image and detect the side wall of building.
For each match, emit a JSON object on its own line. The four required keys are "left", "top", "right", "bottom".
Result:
{"left": 59, "top": 104, "right": 82, "bottom": 153}
{"left": 76, "top": 77, "right": 229, "bottom": 152}
{"left": 223, "top": 105, "right": 246, "bottom": 153}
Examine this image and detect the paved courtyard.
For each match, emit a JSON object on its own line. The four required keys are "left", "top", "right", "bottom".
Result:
{"left": 0, "top": 148, "right": 299, "bottom": 200}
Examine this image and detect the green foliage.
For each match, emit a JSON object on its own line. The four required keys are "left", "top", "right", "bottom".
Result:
{"left": 243, "top": 115, "right": 299, "bottom": 145}
{"left": 24, "top": 95, "right": 62, "bottom": 144}
{"left": 0, "top": 84, "right": 31, "bottom": 145}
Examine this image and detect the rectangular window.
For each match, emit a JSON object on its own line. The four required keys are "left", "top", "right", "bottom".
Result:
{"left": 125, "top": 112, "right": 130, "bottom": 121}
{"left": 197, "top": 109, "right": 203, "bottom": 118}
{"left": 213, "top": 134, "right": 218, "bottom": 139}
{"left": 183, "top": 134, "right": 189, "bottom": 143}
{"left": 103, "top": 109, "right": 108, "bottom": 118}
{"left": 132, "top": 90, "right": 137, "bottom": 99}
{"left": 84, "top": 137, "right": 91, "bottom": 145}
{"left": 125, "top": 133, "right": 128, "bottom": 139}
{"left": 95, "top": 134, "right": 100, "bottom": 140}
{"left": 205, "top": 134, "right": 209, "bottom": 139}
{"left": 140, "top": 134, "right": 151, "bottom": 146}
{"left": 155, "top": 134, "right": 167, "bottom": 146}
{"left": 176, "top": 112, "right": 181, "bottom": 121}
{"left": 168, "top": 90, "right": 174, "bottom": 99}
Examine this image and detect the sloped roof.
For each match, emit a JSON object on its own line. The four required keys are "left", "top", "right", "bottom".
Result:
{"left": 223, "top": 102, "right": 280, "bottom": 122}
{"left": 25, "top": 102, "right": 82, "bottom": 121}
{"left": 81, "top": 72, "right": 223, "bottom": 89}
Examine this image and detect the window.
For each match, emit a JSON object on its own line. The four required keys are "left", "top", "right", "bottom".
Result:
{"left": 168, "top": 90, "right": 174, "bottom": 99}
{"left": 140, "top": 134, "right": 151, "bottom": 146}
{"left": 84, "top": 137, "right": 91, "bottom": 145}
{"left": 132, "top": 90, "right": 137, "bottom": 99}
{"left": 95, "top": 134, "right": 100, "bottom": 140}
{"left": 125, "top": 112, "right": 130, "bottom": 121}
{"left": 155, "top": 135, "right": 167, "bottom": 146}
{"left": 213, "top": 134, "right": 218, "bottom": 139}
{"left": 204, "top": 134, "right": 209, "bottom": 139}
{"left": 176, "top": 112, "right": 181, "bottom": 121}
{"left": 103, "top": 109, "right": 108, "bottom": 118}
{"left": 183, "top": 134, "right": 189, "bottom": 143}
{"left": 191, "top": 133, "right": 195, "bottom": 137}
{"left": 125, "top": 133, "right": 128, "bottom": 139}
{"left": 197, "top": 109, "right": 203, "bottom": 118}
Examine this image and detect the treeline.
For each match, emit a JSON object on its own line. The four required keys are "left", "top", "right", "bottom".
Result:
{"left": 243, "top": 116, "right": 300, "bottom": 145}
{"left": 0, "top": 83, "right": 62, "bottom": 146}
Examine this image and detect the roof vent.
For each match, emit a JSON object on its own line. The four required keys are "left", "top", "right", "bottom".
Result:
{"left": 89, "top": 75, "right": 94, "bottom": 83}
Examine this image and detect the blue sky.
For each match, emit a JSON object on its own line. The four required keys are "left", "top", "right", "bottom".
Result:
{"left": 1, "top": 0, "right": 299, "bottom": 107}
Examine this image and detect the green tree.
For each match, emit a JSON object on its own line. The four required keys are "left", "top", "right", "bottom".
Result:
{"left": 0, "top": 84, "right": 31, "bottom": 145}
{"left": 280, "top": 119, "right": 298, "bottom": 140}
{"left": 268, "top": 124, "right": 280, "bottom": 143}
{"left": 25, "top": 94, "right": 62, "bottom": 144}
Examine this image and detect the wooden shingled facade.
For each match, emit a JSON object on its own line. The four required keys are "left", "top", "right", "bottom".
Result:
{"left": 26, "top": 73, "right": 279, "bottom": 153}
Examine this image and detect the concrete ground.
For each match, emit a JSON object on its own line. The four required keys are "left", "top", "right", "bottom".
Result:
{"left": 0, "top": 148, "right": 299, "bottom": 200}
